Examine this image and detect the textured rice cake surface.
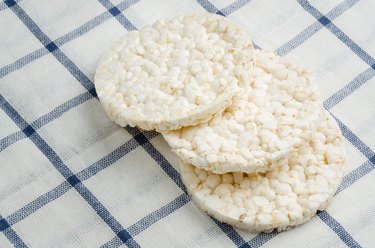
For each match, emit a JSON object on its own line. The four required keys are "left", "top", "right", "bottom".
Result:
{"left": 164, "top": 50, "right": 321, "bottom": 174}
{"left": 95, "top": 13, "right": 254, "bottom": 132}
{"left": 180, "top": 110, "right": 345, "bottom": 233}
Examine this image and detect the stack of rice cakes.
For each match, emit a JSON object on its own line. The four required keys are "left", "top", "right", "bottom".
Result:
{"left": 95, "top": 13, "right": 346, "bottom": 233}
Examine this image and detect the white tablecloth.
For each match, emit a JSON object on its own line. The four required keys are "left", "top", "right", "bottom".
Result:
{"left": 0, "top": 0, "right": 374, "bottom": 247}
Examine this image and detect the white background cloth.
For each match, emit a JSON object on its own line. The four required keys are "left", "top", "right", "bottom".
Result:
{"left": 0, "top": 0, "right": 374, "bottom": 247}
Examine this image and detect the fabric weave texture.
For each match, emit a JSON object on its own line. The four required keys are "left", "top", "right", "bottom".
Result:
{"left": 0, "top": 0, "right": 374, "bottom": 247}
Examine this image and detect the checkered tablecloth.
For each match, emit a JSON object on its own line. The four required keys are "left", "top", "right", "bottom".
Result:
{"left": 0, "top": 0, "right": 374, "bottom": 247}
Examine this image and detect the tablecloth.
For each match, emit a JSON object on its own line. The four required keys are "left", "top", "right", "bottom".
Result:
{"left": 0, "top": 0, "right": 374, "bottom": 247}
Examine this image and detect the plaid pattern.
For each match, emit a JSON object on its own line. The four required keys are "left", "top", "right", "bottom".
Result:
{"left": 0, "top": 0, "right": 374, "bottom": 247}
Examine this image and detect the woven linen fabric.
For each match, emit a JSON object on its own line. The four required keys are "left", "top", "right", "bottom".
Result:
{"left": 0, "top": 0, "right": 374, "bottom": 247}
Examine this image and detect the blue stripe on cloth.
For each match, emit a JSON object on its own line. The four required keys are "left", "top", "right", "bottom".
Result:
{"left": 318, "top": 211, "right": 362, "bottom": 248}
{"left": 336, "top": 158, "right": 375, "bottom": 195}
{"left": 186, "top": 5, "right": 280, "bottom": 246}
{"left": 331, "top": 113, "right": 375, "bottom": 160}
{"left": 0, "top": 91, "right": 95, "bottom": 152}
{"left": 210, "top": 218, "right": 251, "bottom": 248}
{"left": 0, "top": 94, "right": 140, "bottom": 248}
{"left": 53, "top": 12, "right": 112, "bottom": 47}
{"left": 1, "top": 130, "right": 158, "bottom": 230}
{"left": 220, "top": 0, "right": 252, "bottom": 16}
{"left": 4, "top": 0, "right": 49, "bottom": 43}
{"left": 277, "top": 0, "right": 359, "bottom": 56}
{"left": 275, "top": 14, "right": 334, "bottom": 55}
{"left": 196, "top": 0, "right": 220, "bottom": 13}
{"left": 0, "top": 2, "right": 8, "bottom": 12}
{"left": 242, "top": 114, "right": 375, "bottom": 247}
{"left": 75, "top": 183, "right": 140, "bottom": 247}
{"left": 127, "top": 194, "right": 190, "bottom": 236}
{"left": 50, "top": 50, "right": 94, "bottom": 92}
{"left": 0, "top": 131, "right": 25, "bottom": 152}
{"left": 324, "top": 65, "right": 375, "bottom": 110}
{"left": 203, "top": 0, "right": 260, "bottom": 50}
{"left": 2, "top": 3, "right": 191, "bottom": 246}
{"left": 0, "top": 0, "right": 138, "bottom": 80}
{"left": 0, "top": 47, "right": 48, "bottom": 79}
{"left": 102, "top": 194, "right": 190, "bottom": 248}
{"left": 0, "top": 0, "right": 363, "bottom": 120}
{"left": 253, "top": 42, "right": 261, "bottom": 50}
{"left": 4, "top": 181, "right": 72, "bottom": 226}
{"left": 5, "top": 1, "right": 95, "bottom": 94}
{"left": 273, "top": 0, "right": 372, "bottom": 113}
{"left": 0, "top": 0, "right": 138, "bottom": 149}
{"left": 125, "top": 126, "right": 188, "bottom": 194}
{"left": 0, "top": 128, "right": 191, "bottom": 248}
{"left": 0, "top": 99, "right": 368, "bottom": 245}
{"left": 245, "top": 232, "right": 278, "bottom": 248}
{"left": 0, "top": 218, "right": 10, "bottom": 232}
{"left": 0, "top": 98, "right": 29, "bottom": 130}
{"left": 326, "top": 0, "right": 359, "bottom": 18}
{"left": 213, "top": 0, "right": 367, "bottom": 112}
{"left": 0, "top": 1, "right": 363, "bottom": 178}
{"left": 1, "top": 130, "right": 191, "bottom": 248}
{"left": 76, "top": 130, "right": 158, "bottom": 181}
{"left": 243, "top": 170, "right": 369, "bottom": 248}
{"left": 0, "top": 125, "right": 199, "bottom": 247}
{"left": 297, "top": 0, "right": 375, "bottom": 67}
{"left": 1, "top": 209, "right": 28, "bottom": 248}
{"left": 194, "top": 3, "right": 280, "bottom": 247}
{"left": 0, "top": 0, "right": 374, "bottom": 247}
{"left": 1, "top": 0, "right": 20, "bottom": 10}
{"left": 98, "top": 0, "right": 137, "bottom": 31}
{"left": 56, "top": 0, "right": 138, "bottom": 47}
{"left": 3, "top": 226, "right": 28, "bottom": 248}
{"left": 31, "top": 90, "right": 96, "bottom": 129}
{"left": 125, "top": 123, "right": 253, "bottom": 248}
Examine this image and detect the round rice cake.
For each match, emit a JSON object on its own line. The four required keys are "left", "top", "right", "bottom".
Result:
{"left": 164, "top": 50, "right": 321, "bottom": 174}
{"left": 95, "top": 13, "right": 254, "bottom": 132}
{"left": 180, "top": 109, "right": 346, "bottom": 233}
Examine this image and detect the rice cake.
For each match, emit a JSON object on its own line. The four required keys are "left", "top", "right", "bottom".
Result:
{"left": 95, "top": 13, "right": 253, "bottom": 132}
{"left": 164, "top": 50, "right": 321, "bottom": 174}
{"left": 179, "top": 110, "right": 345, "bottom": 232}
